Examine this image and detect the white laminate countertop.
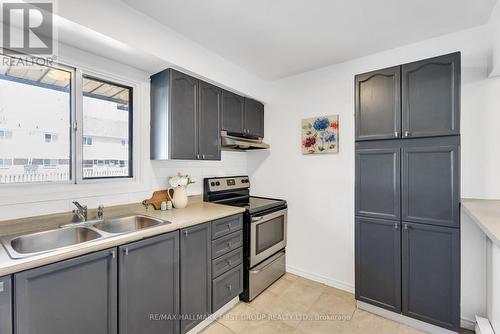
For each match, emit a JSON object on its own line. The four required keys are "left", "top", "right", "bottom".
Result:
{"left": 0, "top": 199, "right": 245, "bottom": 277}
{"left": 462, "top": 198, "right": 500, "bottom": 247}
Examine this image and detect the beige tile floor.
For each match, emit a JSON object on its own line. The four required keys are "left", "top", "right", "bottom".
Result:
{"left": 201, "top": 273, "right": 428, "bottom": 334}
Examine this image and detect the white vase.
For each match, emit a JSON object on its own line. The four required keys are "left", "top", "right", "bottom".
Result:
{"left": 171, "top": 186, "right": 188, "bottom": 209}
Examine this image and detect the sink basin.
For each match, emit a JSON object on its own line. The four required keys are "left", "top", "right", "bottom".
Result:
{"left": 93, "top": 215, "right": 167, "bottom": 234}
{"left": 6, "top": 227, "right": 102, "bottom": 257}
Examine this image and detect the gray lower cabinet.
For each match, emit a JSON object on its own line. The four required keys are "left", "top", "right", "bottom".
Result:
{"left": 119, "top": 232, "right": 179, "bottom": 334}
{"left": 14, "top": 248, "right": 117, "bottom": 334}
{"left": 198, "top": 81, "right": 222, "bottom": 160}
{"left": 0, "top": 275, "right": 12, "bottom": 334}
{"left": 355, "top": 217, "right": 401, "bottom": 313}
{"left": 222, "top": 90, "right": 245, "bottom": 134}
{"left": 355, "top": 140, "right": 401, "bottom": 220}
{"left": 402, "top": 222, "right": 460, "bottom": 331}
{"left": 355, "top": 66, "right": 401, "bottom": 141}
{"left": 402, "top": 136, "right": 460, "bottom": 228}
{"left": 244, "top": 98, "right": 264, "bottom": 138}
{"left": 212, "top": 265, "right": 243, "bottom": 312}
{"left": 402, "top": 52, "right": 460, "bottom": 138}
{"left": 180, "top": 223, "right": 212, "bottom": 334}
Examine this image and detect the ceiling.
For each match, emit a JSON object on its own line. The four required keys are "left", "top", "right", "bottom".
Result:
{"left": 121, "top": 0, "right": 497, "bottom": 80}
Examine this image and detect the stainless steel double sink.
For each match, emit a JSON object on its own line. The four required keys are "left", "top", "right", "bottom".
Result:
{"left": 1, "top": 215, "right": 170, "bottom": 259}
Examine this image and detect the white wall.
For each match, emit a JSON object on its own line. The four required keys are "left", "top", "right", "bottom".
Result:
{"left": 247, "top": 23, "right": 500, "bottom": 324}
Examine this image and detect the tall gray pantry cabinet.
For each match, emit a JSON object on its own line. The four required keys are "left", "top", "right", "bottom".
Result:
{"left": 354, "top": 52, "right": 461, "bottom": 332}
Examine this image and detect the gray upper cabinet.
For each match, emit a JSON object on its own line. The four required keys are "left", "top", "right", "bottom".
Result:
{"left": 244, "top": 99, "right": 264, "bottom": 138}
{"left": 222, "top": 90, "right": 245, "bottom": 134}
{"left": 199, "top": 81, "right": 222, "bottom": 160}
{"left": 356, "top": 140, "right": 401, "bottom": 221}
{"left": 0, "top": 275, "right": 11, "bottom": 334}
{"left": 169, "top": 70, "right": 198, "bottom": 160}
{"left": 150, "top": 69, "right": 221, "bottom": 160}
{"left": 180, "top": 223, "right": 212, "bottom": 334}
{"left": 119, "top": 232, "right": 179, "bottom": 334}
{"left": 402, "top": 136, "right": 460, "bottom": 228}
{"left": 402, "top": 222, "right": 460, "bottom": 331}
{"left": 402, "top": 53, "right": 460, "bottom": 138}
{"left": 14, "top": 248, "right": 117, "bottom": 334}
{"left": 355, "top": 66, "right": 401, "bottom": 141}
{"left": 355, "top": 217, "right": 401, "bottom": 313}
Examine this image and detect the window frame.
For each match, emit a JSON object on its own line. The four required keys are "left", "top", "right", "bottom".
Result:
{"left": 0, "top": 53, "right": 136, "bottom": 186}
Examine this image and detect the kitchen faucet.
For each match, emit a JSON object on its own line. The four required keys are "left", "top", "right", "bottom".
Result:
{"left": 72, "top": 201, "right": 88, "bottom": 222}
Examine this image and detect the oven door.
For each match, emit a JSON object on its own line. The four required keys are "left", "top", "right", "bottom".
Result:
{"left": 250, "top": 208, "right": 287, "bottom": 267}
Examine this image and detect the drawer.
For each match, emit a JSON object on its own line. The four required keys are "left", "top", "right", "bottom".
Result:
{"left": 212, "top": 214, "right": 243, "bottom": 240}
{"left": 212, "top": 264, "right": 243, "bottom": 312}
{"left": 212, "top": 247, "right": 243, "bottom": 278}
{"left": 212, "top": 230, "right": 243, "bottom": 259}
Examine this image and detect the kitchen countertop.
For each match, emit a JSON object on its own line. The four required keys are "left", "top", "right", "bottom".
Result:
{"left": 462, "top": 198, "right": 500, "bottom": 247}
{"left": 0, "top": 196, "right": 245, "bottom": 276}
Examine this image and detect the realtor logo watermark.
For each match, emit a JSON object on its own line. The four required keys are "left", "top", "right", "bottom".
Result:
{"left": 1, "top": 1, "right": 56, "bottom": 57}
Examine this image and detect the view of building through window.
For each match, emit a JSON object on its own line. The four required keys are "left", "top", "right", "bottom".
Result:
{"left": 0, "top": 58, "right": 133, "bottom": 184}
{"left": 82, "top": 77, "right": 132, "bottom": 179}
{"left": 0, "top": 62, "right": 72, "bottom": 183}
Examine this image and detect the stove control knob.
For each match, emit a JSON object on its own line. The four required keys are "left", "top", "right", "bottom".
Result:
{"left": 216, "top": 181, "right": 221, "bottom": 186}
{"left": 210, "top": 182, "right": 216, "bottom": 186}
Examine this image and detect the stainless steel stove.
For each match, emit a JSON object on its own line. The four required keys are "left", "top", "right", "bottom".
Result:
{"left": 204, "top": 176, "right": 287, "bottom": 301}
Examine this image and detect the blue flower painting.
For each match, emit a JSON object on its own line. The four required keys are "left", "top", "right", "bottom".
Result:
{"left": 301, "top": 115, "right": 339, "bottom": 154}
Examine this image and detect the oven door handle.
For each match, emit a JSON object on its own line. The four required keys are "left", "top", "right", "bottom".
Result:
{"left": 251, "top": 209, "right": 288, "bottom": 224}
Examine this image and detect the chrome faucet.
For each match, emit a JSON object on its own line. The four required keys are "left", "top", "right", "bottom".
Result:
{"left": 97, "top": 205, "right": 104, "bottom": 220}
{"left": 72, "top": 201, "right": 88, "bottom": 222}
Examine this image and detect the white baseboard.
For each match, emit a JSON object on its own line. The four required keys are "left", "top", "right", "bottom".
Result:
{"left": 357, "top": 301, "right": 459, "bottom": 334}
{"left": 460, "top": 317, "right": 476, "bottom": 331}
{"left": 186, "top": 297, "right": 240, "bottom": 334}
{"left": 286, "top": 265, "right": 355, "bottom": 293}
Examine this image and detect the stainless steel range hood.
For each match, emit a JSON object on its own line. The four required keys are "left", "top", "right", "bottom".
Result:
{"left": 221, "top": 131, "right": 270, "bottom": 150}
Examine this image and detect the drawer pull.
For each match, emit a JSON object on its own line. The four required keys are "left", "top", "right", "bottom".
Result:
{"left": 0, "top": 282, "right": 4, "bottom": 292}
{"left": 227, "top": 241, "right": 232, "bottom": 248}
{"left": 227, "top": 223, "right": 232, "bottom": 229}
{"left": 226, "top": 284, "right": 233, "bottom": 291}
{"left": 227, "top": 260, "right": 232, "bottom": 266}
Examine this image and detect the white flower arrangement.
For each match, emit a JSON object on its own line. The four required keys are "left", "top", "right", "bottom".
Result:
{"left": 168, "top": 172, "right": 196, "bottom": 188}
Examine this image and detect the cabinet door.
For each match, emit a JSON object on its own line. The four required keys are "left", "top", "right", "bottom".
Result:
{"left": 402, "top": 222, "right": 460, "bottom": 331}
{"left": 14, "top": 249, "right": 117, "bottom": 334}
{"left": 355, "top": 140, "right": 401, "bottom": 221}
{"left": 355, "top": 66, "right": 401, "bottom": 141}
{"left": 402, "top": 137, "right": 460, "bottom": 228}
{"left": 198, "top": 81, "right": 222, "bottom": 160}
{"left": 170, "top": 70, "right": 198, "bottom": 159}
{"left": 180, "top": 223, "right": 211, "bottom": 334}
{"left": 222, "top": 90, "right": 245, "bottom": 134}
{"left": 0, "top": 275, "right": 12, "bottom": 334}
{"left": 119, "top": 232, "right": 179, "bottom": 334}
{"left": 244, "top": 98, "right": 264, "bottom": 138}
{"left": 402, "top": 53, "right": 460, "bottom": 138}
{"left": 355, "top": 217, "right": 401, "bottom": 313}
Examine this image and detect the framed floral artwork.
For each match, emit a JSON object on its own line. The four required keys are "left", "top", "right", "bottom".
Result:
{"left": 301, "top": 115, "right": 339, "bottom": 154}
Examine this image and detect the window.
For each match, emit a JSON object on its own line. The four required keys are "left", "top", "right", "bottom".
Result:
{"left": 44, "top": 133, "right": 58, "bottom": 143}
{"left": 0, "top": 130, "right": 12, "bottom": 139}
{"left": 0, "top": 58, "right": 72, "bottom": 183}
{"left": 82, "top": 76, "right": 132, "bottom": 179}
{"left": 0, "top": 54, "right": 134, "bottom": 184}
{"left": 83, "top": 136, "right": 93, "bottom": 145}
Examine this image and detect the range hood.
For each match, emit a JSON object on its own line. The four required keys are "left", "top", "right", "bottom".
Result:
{"left": 221, "top": 131, "right": 270, "bottom": 150}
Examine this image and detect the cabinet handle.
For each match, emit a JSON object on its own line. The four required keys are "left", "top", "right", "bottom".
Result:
{"left": 202, "top": 154, "right": 206, "bottom": 159}
{"left": 227, "top": 260, "right": 232, "bottom": 266}
{"left": 184, "top": 230, "right": 188, "bottom": 237}
{"left": 394, "top": 223, "right": 398, "bottom": 229}
{"left": 124, "top": 248, "right": 129, "bottom": 256}
{"left": 110, "top": 250, "right": 116, "bottom": 259}
{"left": 403, "top": 224, "right": 409, "bottom": 230}
{"left": 227, "top": 241, "right": 232, "bottom": 248}
{"left": 227, "top": 284, "right": 233, "bottom": 291}
{"left": 227, "top": 223, "right": 232, "bottom": 229}
{"left": 404, "top": 131, "right": 411, "bottom": 137}
{"left": 394, "top": 131, "right": 399, "bottom": 138}
{"left": 0, "top": 281, "right": 4, "bottom": 292}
